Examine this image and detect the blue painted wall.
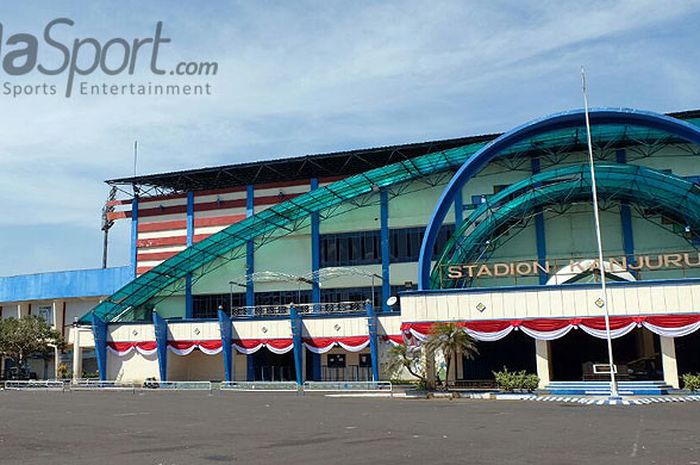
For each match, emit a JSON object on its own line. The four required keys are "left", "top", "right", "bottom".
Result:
{"left": 0, "top": 266, "right": 132, "bottom": 302}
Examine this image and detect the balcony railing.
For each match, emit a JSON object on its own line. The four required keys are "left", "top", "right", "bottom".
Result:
{"left": 230, "top": 304, "right": 290, "bottom": 318}
{"left": 296, "top": 301, "right": 366, "bottom": 315}
{"left": 229, "top": 301, "right": 366, "bottom": 318}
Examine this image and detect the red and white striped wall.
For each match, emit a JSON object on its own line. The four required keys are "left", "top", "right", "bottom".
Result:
{"left": 108, "top": 177, "right": 343, "bottom": 275}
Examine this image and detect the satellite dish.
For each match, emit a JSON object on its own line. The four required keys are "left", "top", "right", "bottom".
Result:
{"left": 386, "top": 296, "right": 398, "bottom": 307}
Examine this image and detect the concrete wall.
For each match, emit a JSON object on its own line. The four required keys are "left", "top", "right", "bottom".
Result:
{"left": 401, "top": 280, "right": 700, "bottom": 323}
{"left": 107, "top": 350, "right": 159, "bottom": 382}
{"left": 168, "top": 351, "right": 224, "bottom": 381}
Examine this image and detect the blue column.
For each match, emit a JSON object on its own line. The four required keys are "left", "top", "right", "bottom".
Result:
{"left": 246, "top": 185, "right": 255, "bottom": 309}
{"left": 366, "top": 301, "right": 380, "bottom": 382}
{"left": 247, "top": 354, "right": 255, "bottom": 381}
{"left": 91, "top": 313, "right": 108, "bottom": 381}
{"left": 152, "top": 311, "right": 168, "bottom": 382}
{"left": 454, "top": 188, "right": 464, "bottom": 227}
{"left": 130, "top": 197, "right": 139, "bottom": 278}
{"left": 309, "top": 178, "right": 322, "bottom": 381}
{"left": 310, "top": 178, "right": 321, "bottom": 304}
{"left": 531, "top": 158, "right": 548, "bottom": 285}
{"left": 217, "top": 309, "right": 233, "bottom": 382}
{"left": 616, "top": 149, "right": 636, "bottom": 269}
{"left": 289, "top": 305, "right": 304, "bottom": 386}
{"left": 185, "top": 191, "right": 194, "bottom": 318}
{"left": 380, "top": 189, "right": 391, "bottom": 312}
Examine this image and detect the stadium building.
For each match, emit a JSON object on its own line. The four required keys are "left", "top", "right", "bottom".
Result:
{"left": 2, "top": 107, "right": 700, "bottom": 393}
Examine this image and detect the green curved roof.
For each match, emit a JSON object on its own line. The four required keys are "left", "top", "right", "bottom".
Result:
{"left": 432, "top": 163, "right": 700, "bottom": 288}
{"left": 85, "top": 141, "right": 488, "bottom": 322}
{"left": 84, "top": 119, "right": 700, "bottom": 323}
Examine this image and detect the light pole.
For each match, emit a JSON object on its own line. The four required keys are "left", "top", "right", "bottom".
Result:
{"left": 228, "top": 280, "right": 247, "bottom": 314}
{"left": 295, "top": 276, "right": 314, "bottom": 306}
{"left": 369, "top": 273, "right": 382, "bottom": 308}
{"left": 581, "top": 67, "right": 619, "bottom": 399}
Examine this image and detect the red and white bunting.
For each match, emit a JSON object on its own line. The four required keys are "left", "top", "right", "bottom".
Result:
{"left": 303, "top": 336, "right": 370, "bottom": 354}
{"left": 232, "top": 338, "right": 294, "bottom": 355}
{"left": 106, "top": 341, "right": 158, "bottom": 356}
{"left": 383, "top": 335, "right": 406, "bottom": 346}
{"left": 168, "top": 340, "right": 223, "bottom": 356}
{"left": 401, "top": 314, "right": 700, "bottom": 342}
{"left": 107, "top": 336, "right": 388, "bottom": 357}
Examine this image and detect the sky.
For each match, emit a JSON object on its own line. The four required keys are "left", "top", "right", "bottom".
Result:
{"left": 1, "top": 0, "right": 699, "bottom": 276}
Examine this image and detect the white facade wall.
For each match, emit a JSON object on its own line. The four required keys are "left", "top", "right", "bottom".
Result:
{"left": 400, "top": 281, "right": 700, "bottom": 323}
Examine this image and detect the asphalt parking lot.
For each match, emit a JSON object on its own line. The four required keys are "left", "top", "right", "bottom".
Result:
{"left": 0, "top": 391, "right": 698, "bottom": 465}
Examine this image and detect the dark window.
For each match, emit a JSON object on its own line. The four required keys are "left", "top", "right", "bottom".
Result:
{"left": 328, "top": 354, "right": 346, "bottom": 368}
{"left": 363, "top": 234, "right": 377, "bottom": 261}
{"left": 320, "top": 285, "right": 412, "bottom": 309}
{"left": 255, "top": 290, "right": 311, "bottom": 306}
{"left": 359, "top": 354, "right": 372, "bottom": 367}
{"left": 319, "top": 224, "right": 455, "bottom": 267}
{"left": 192, "top": 293, "right": 246, "bottom": 319}
{"left": 193, "top": 290, "right": 312, "bottom": 318}
{"left": 192, "top": 284, "right": 413, "bottom": 319}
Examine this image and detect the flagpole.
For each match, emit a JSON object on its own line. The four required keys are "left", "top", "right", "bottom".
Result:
{"left": 581, "top": 66, "right": 619, "bottom": 399}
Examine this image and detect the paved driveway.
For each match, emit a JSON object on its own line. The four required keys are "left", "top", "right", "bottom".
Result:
{"left": 0, "top": 391, "right": 698, "bottom": 465}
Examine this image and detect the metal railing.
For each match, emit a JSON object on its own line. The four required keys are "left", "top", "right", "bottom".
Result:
{"left": 304, "top": 381, "right": 393, "bottom": 393}
{"left": 2, "top": 379, "right": 393, "bottom": 394}
{"left": 230, "top": 304, "right": 291, "bottom": 317}
{"left": 220, "top": 381, "right": 299, "bottom": 392}
{"left": 296, "top": 301, "right": 365, "bottom": 315}
{"left": 72, "top": 379, "right": 139, "bottom": 391}
{"left": 4, "top": 380, "right": 66, "bottom": 390}
{"left": 229, "top": 300, "right": 366, "bottom": 318}
{"left": 146, "top": 381, "right": 213, "bottom": 391}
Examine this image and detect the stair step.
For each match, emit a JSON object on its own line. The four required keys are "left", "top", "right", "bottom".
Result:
{"left": 547, "top": 381, "right": 668, "bottom": 385}
{"left": 585, "top": 390, "right": 634, "bottom": 395}
{"left": 544, "top": 380, "right": 672, "bottom": 396}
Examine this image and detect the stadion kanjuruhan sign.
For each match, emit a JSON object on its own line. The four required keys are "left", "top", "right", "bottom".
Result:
{"left": 441, "top": 251, "right": 700, "bottom": 280}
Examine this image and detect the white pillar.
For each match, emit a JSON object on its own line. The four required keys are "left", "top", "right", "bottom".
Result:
{"left": 535, "top": 339, "right": 552, "bottom": 389}
{"left": 660, "top": 336, "right": 679, "bottom": 389}
{"left": 52, "top": 300, "right": 65, "bottom": 335}
{"left": 52, "top": 301, "right": 62, "bottom": 378}
{"left": 15, "top": 303, "right": 27, "bottom": 319}
{"left": 72, "top": 328, "right": 82, "bottom": 384}
{"left": 53, "top": 346, "right": 60, "bottom": 380}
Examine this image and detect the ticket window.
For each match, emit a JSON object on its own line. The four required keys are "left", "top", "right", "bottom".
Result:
{"left": 327, "top": 354, "right": 346, "bottom": 368}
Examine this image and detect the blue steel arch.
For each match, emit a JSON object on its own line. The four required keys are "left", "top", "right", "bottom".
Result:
{"left": 417, "top": 108, "right": 700, "bottom": 289}
{"left": 431, "top": 163, "right": 700, "bottom": 288}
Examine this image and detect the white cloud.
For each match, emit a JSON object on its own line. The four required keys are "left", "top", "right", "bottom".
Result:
{"left": 0, "top": 0, "right": 699, "bottom": 274}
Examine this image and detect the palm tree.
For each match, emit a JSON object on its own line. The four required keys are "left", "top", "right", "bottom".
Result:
{"left": 383, "top": 343, "right": 426, "bottom": 385}
{"left": 423, "top": 322, "right": 478, "bottom": 389}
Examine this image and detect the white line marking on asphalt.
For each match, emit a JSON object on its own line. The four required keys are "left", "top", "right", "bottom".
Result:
{"left": 630, "top": 414, "right": 643, "bottom": 457}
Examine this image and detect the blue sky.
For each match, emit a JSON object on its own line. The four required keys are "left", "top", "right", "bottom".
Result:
{"left": 1, "top": 0, "right": 699, "bottom": 276}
